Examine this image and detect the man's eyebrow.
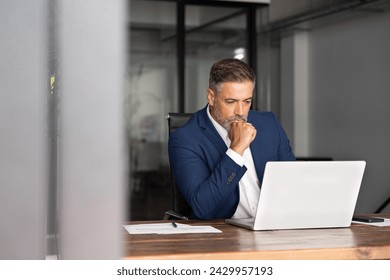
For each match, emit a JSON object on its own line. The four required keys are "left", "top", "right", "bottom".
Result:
{"left": 224, "top": 97, "right": 253, "bottom": 101}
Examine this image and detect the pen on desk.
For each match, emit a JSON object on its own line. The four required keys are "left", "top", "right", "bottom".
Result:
{"left": 171, "top": 221, "right": 177, "bottom": 228}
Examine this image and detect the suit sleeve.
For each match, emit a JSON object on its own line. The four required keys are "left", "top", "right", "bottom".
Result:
{"left": 168, "top": 131, "right": 246, "bottom": 220}
{"left": 271, "top": 113, "right": 296, "bottom": 160}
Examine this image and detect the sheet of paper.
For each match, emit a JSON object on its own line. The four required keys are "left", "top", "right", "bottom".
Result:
{"left": 352, "top": 217, "right": 390, "bottom": 227}
{"left": 123, "top": 223, "right": 222, "bottom": 234}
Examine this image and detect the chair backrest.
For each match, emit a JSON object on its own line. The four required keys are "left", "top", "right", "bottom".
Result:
{"left": 167, "top": 113, "right": 192, "bottom": 134}
{"left": 166, "top": 113, "right": 192, "bottom": 218}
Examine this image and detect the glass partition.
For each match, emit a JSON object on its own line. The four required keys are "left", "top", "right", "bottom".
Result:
{"left": 127, "top": 0, "right": 176, "bottom": 219}
{"left": 185, "top": 5, "right": 249, "bottom": 112}
{"left": 128, "top": 0, "right": 266, "bottom": 220}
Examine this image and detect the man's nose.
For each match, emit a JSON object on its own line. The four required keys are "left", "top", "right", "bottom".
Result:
{"left": 234, "top": 103, "right": 244, "bottom": 116}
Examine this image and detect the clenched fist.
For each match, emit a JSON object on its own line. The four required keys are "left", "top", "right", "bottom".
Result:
{"left": 228, "top": 120, "right": 257, "bottom": 155}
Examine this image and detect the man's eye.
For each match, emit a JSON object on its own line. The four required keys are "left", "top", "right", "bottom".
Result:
{"left": 226, "top": 100, "right": 235, "bottom": 104}
{"left": 245, "top": 100, "right": 252, "bottom": 104}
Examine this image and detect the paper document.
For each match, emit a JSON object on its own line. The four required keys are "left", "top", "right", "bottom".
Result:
{"left": 123, "top": 223, "right": 222, "bottom": 234}
{"left": 352, "top": 217, "right": 390, "bottom": 227}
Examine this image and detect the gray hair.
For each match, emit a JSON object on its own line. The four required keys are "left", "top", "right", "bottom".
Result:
{"left": 208, "top": 58, "right": 256, "bottom": 94}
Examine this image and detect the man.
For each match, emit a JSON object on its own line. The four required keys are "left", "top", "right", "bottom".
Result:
{"left": 168, "top": 58, "right": 295, "bottom": 220}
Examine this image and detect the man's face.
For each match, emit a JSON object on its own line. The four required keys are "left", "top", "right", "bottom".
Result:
{"left": 208, "top": 80, "right": 254, "bottom": 130}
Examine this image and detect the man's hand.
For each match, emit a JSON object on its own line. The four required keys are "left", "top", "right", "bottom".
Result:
{"left": 228, "top": 120, "right": 257, "bottom": 155}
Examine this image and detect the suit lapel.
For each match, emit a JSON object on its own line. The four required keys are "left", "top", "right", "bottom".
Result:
{"left": 247, "top": 111, "right": 263, "bottom": 178}
{"left": 198, "top": 106, "right": 227, "bottom": 156}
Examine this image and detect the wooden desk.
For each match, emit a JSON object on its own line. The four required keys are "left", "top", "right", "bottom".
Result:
{"left": 123, "top": 215, "right": 390, "bottom": 260}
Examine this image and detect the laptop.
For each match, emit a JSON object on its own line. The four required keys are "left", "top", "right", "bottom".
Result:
{"left": 225, "top": 161, "right": 366, "bottom": 230}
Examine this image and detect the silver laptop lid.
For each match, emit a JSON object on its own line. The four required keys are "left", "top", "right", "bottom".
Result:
{"left": 253, "top": 161, "right": 366, "bottom": 230}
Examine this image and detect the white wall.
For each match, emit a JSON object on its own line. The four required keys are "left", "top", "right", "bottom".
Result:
{"left": 281, "top": 31, "right": 310, "bottom": 157}
{"left": 0, "top": 0, "right": 47, "bottom": 259}
{"left": 0, "top": 0, "right": 127, "bottom": 260}
{"left": 281, "top": 10, "right": 390, "bottom": 213}
{"left": 59, "top": 0, "right": 127, "bottom": 259}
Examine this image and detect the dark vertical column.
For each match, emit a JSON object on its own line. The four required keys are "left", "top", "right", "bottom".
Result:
{"left": 177, "top": 0, "right": 185, "bottom": 113}
{"left": 247, "top": 5, "right": 258, "bottom": 110}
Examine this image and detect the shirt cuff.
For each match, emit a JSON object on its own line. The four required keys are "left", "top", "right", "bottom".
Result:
{"left": 226, "top": 148, "right": 245, "bottom": 167}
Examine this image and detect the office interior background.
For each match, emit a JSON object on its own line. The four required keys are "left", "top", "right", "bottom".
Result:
{"left": 1, "top": 0, "right": 390, "bottom": 259}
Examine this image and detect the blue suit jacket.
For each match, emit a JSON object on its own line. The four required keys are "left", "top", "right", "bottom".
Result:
{"left": 168, "top": 106, "right": 295, "bottom": 220}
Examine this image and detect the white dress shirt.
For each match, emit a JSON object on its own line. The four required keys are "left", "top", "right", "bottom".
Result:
{"left": 207, "top": 106, "right": 260, "bottom": 218}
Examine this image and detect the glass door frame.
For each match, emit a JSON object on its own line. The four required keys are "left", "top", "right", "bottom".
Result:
{"left": 175, "top": 0, "right": 269, "bottom": 112}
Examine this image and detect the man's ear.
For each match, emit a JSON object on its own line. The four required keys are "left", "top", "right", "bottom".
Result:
{"left": 207, "top": 88, "right": 215, "bottom": 106}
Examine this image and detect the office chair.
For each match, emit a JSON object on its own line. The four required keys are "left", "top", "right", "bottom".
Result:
{"left": 163, "top": 113, "right": 193, "bottom": 220}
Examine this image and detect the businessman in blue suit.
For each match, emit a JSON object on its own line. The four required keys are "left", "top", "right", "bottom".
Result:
{"left": 168, "top": 58, "right": 295, "bottom": 220}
